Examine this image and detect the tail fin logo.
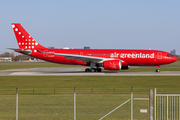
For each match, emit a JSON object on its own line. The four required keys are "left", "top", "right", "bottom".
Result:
{"left": 12, "top": 23, "right": 45, "bottom": 50}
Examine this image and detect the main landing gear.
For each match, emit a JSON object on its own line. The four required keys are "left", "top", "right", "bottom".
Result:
{"left": 85, "top": 68, "right": 102, "bottom": 72}
{"left": 85, "top": 62, "right": 102, "bottom": 72}
{"left": 156, "top": 65, "right": 160, "bottom": 72}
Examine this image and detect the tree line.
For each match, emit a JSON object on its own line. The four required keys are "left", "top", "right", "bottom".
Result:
{"left": 0, "top": 52, "right": 29, "bottom": 61}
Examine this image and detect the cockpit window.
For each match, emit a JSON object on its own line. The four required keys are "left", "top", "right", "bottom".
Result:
{"left": 167, "top": 54, "right": 173, "bottom": 57}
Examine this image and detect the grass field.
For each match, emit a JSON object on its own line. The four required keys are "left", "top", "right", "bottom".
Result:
{"left": 0, "top": 61, "right": 180, "bottom": 119}
{"left": 0, "top": 76, "right": 180, "bottom": 119}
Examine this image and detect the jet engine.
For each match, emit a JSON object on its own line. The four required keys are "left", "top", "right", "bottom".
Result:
{"left": 103, "top": 60, "right": 129, "bottom": 70}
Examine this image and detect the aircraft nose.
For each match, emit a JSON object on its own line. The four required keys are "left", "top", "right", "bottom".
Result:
{"left": 171, "top": 56, "right": 178, "bottom": 63}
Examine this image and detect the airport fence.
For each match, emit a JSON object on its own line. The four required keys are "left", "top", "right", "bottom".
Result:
{"left": 0, "top": 88, "right": 154, "bottom": 120}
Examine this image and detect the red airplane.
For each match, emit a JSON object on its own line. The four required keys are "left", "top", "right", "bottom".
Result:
{"left": 9, "top": 23, "right": 177, "bottom": 72}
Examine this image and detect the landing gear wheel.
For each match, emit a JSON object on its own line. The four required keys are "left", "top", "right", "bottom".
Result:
{"left": 156, "top": 69, "right": 160, "bottom": 72}
{"left": 97, "top": 68, "right": 102, "bottom": 72}
{"left": 91, "top": 68, "right": 96, "bottom": 72}
{"left": 156, "top": 65, "right": 160, "bottom": 73}
{"left": 85, "top": 68, "right": 91, "bottom": 72}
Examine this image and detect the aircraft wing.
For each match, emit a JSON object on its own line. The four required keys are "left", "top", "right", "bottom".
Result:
{"left": 37, "top": 50, "right": 112, "bottom": 63}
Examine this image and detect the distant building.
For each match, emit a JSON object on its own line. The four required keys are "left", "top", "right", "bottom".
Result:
{"left": 27, "top": 57, "right": 38, "bottom": 61}
{"left": 170, "top": 49, "right": 176, "bottom": 55}
{"left": 0, "top": 57, "right": 12, "bottom": 62}
{"left": 48, "top": 47, "right": 55, "bottom": 49}
{"left": 84, "top": 46, "right": 90, "bottom": 49}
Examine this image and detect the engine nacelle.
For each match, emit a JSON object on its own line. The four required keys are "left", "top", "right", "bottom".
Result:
{"left": 103, "top": 60, "right": 129, "bottom": 70}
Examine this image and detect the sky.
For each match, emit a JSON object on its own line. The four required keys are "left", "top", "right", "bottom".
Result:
{"left": 0, "top": 0, "right": 180, "bottom": 54}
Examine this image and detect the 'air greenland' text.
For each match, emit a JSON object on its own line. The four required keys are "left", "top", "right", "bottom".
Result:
{"left": 110, "top": 52, "right": 155, "bottom": 58}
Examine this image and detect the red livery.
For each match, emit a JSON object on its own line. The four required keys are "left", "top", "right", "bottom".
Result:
{"left": 10, "top": 23, "right": 177, "bottom": 72}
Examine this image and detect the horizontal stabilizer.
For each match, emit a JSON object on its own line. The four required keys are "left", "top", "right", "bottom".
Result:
{"left": 7, "top": 48, "right": 32, "bottom": 55}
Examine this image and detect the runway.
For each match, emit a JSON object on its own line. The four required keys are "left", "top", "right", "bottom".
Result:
{"left": 0, "top": 67, "right": 180, "bottom": 76}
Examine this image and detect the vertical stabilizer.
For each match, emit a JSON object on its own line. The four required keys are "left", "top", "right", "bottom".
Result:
{"left": 11, "top": 23, "right": 46, "bottom": 50}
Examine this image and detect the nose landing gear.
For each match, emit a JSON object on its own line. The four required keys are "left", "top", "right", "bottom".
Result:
{"left": 156, "top": 65, "right": 160, "bottom": 72}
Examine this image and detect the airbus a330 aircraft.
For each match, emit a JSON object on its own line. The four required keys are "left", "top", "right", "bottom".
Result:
{"left": 9, "top": 23, "right": 177, "bottom": 72}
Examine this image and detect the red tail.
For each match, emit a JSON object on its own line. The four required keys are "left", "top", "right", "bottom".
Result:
{"left": 12, "top": 23, "right": 46, "bottom": 50}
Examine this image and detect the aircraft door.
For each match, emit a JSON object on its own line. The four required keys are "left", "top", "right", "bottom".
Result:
{"left": 44, "top": 50, "right": 48, "bottom": 57}
{"left": 157, "top": 52, "right": 162, "bottom": 59}
{"left": 80, "top": 52, "right": 83, "bottom": 55}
